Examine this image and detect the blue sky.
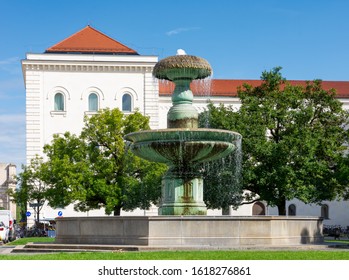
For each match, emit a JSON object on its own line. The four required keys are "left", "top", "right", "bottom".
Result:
{"left": 1, "top": 0, "right": 349, "bottom": 170}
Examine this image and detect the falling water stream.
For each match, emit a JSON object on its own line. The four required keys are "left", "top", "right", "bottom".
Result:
{"left": 125, "top": 51, "right": 242, "bottom": 215}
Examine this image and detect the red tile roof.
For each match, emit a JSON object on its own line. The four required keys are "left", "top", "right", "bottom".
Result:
{"left": 44, "top": 26, "right": 349, "bottom": 98}
{"left": 45, "top": 26, "right": 138, "bottom": 55}
{"left": 159, "top": 79, "right": 349, "bottom": 98}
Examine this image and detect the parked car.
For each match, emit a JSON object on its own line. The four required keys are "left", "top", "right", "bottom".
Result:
{"left": 0, "top": 221, "right": 9, "bottom": 244}
{"left": 0, "top": 210, "right": 15, "bottom": 241}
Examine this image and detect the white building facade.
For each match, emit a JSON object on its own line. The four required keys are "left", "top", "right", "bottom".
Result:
{"left": 21, "top": 26, "right": 349, "bottom": 227}
{"left": 0, "top": 163, "right": 17, "bottom": 219}
{"left": 22, "top": 53, "right": 159, "bottom": 164}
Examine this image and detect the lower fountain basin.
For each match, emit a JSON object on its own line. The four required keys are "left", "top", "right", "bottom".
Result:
{"left": 55, "top": 216, "right": 324, "bottom": 246}
{"left": 125, "top": 128, "right": 241, "bottom": 166}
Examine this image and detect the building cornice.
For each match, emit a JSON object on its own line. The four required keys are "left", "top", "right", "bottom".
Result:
{"left": 22, "top": 61, "right": 155, "bottom": 72}
{"left": 21, "top": 54, "right": 157, "bottom": 82}
{"left": 25, "top": 52, "right": 158, "bottom": 62}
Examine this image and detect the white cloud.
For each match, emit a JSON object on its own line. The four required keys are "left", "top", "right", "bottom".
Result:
{"left": 0, "top": 56, "right": 22, "bottom": 75}
{"left": 0, "top": 78, "right": 25, "bottom": 99}
{"left": 0, "top": 114, "right": 25, "bottom": 123}
{"left": 0, "top": 57, "right": 20, "bottom": 65}
{"left": 166, "top": 27, "right": 200, "bottom": 36}
{"left": 0, "top": 113, "right": 26, "bottom": 168}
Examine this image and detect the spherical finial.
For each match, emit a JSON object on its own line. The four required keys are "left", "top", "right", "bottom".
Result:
{"left": 176, "top": 49, "right": 186, "bottom": 55}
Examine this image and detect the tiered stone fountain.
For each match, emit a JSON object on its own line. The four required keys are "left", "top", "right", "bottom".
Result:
{"left": 55, "top": 52, "right": 323, "bottom": 248}
{"left": 125, "top": 52, "right": 241, "bottom": 216}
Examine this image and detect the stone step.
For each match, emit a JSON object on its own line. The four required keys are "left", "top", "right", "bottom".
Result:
{"left": 10, "top": 243, "right": 140, "bottom": 253}
{"left": 24, "top": 242, "right": 139, "bottom": 251}
{"left": 11, "top": 247, "right": 127, "bottom": 253}
{"left": 7, "top": 242, "right": 347, "bottom": 254}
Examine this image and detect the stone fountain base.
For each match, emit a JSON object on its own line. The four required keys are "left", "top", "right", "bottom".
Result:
{"left": 55, "top": 216, "right": 323, "bottom": 247}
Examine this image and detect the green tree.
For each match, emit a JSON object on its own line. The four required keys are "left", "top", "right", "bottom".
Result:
{"left": 10, "top": 156, "right": 49, "bottom": 226}
{"left": 43, "top": 108, "right": 167, "bottom": 216}
{"left": 202, "top": 67, "right": 349, "bottom": 215}
{"left": 42, "top": 132, "right": 90, "bottom": 208}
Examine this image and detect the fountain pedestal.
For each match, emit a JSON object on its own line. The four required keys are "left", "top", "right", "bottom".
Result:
{"left": 159, "top": 170, "right": 206, "bottom": 215}
{"left": 167, "top": 77, "right": 198, "bottom": 129}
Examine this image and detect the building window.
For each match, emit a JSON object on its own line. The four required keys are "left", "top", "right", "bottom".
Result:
{"left": 122, "top": 93, "right": 132, "bottom": 112}
{"left": 288, "top": 204, "right": 296, "bottom": 216}
{"left": 252, "top": 202, "right": 265, "bottom": 215}
{"left": 54, "top": 92, "right": 65, "bottom": 111}
{"left": 321, "top": 204, "right": 329, "bottom": 219}
{"left": 88, "top": 93, "right": 98, "bottom": 111}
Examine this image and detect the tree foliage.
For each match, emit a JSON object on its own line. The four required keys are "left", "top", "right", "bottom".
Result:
{"left": 42, "top": 108, "right": 167, "bottom": 215}
{"left": 201, "top": 67, "right": 349, "bottom": 215}
{"left": 9, "top": 156, "right": 49, "bottom": 225}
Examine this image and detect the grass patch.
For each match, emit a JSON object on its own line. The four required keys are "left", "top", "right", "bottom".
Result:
{"left": 325, "top": 239, "right": 349, "bottom": 244}
{"left": 7, "top": 237, "right": 55, "bottom": 246}
{"left": 2, "top": 237, "right": 349, "bottom": 260}
{"left": 1, "top": 250, "right": 349, "bottom": 260}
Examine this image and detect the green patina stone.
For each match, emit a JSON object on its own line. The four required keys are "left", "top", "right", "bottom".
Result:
{"left": 124, "top": 54, "right": 241, "bottom": 216}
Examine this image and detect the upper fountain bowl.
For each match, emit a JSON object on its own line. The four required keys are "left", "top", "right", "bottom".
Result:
{"left": 153, "top": 55, "right": 212, "bottom": 81}
{"left": 125, "top": 128, "right": 241, "bottom": 168}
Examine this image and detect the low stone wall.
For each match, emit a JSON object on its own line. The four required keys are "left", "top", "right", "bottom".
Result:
{"left": 55, "top": 216, "right": 323, "bottom": 247}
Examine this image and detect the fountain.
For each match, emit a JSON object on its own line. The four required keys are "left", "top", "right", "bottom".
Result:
{"left": 125, "top": 51, "right": 241, "bottom": 216}
{"left": 54, "top": 52, "right": 323, "bottom": 248}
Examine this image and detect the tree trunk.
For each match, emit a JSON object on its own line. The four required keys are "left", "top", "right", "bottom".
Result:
{"left": 36, "top": 205, "right": 40, "bottom": 227}
{"left": 222, "top": 205, "right": 230, "bottom": 215}
{"left": 113, "top": 206, "right": 121, "bottom": 216}
{"left": 277, "top": 199, "right": 286, "bottom": 216}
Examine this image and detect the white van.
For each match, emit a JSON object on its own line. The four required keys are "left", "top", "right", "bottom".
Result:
{"left": 0, "top": 210, "right": 15, "bottom": 241}
{"left": 0, "top": 221, "right": 9, "bottom": 243}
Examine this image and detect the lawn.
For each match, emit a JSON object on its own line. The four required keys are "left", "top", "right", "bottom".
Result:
{"left": 2, "top": 250, "right": 349, "bottom": 260}
{"left": 1, "top": 237, "right": 349, "bottom": 260}
{"left": 7, "top": 237, "right": 55, "bottom": 245}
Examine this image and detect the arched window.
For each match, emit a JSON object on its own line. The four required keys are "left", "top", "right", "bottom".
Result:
{"left": 288, "top": 204, "right": 296, "bottom": 216}
{"left": 54, "top": 92, "right": 64, "bottom": 111}
{"left": 321, "top": 204, "right": 329, "bottom": 219}
{"left": 252, "top": 202, "right": 266, "bottom": 215}
{"left": 88, "top": 93, "right": 98, "bottom": 111}
{"left": 122, "top": 93, "right": 132, "bottom": 112}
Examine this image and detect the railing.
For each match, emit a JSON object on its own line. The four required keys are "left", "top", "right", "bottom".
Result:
{"left": 323, "top": 225, "right": 349, "bottom": 239}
